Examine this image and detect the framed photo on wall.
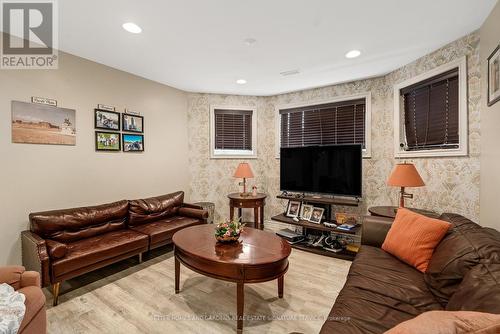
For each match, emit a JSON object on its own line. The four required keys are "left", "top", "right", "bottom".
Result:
{"left": 488, "top": 44, "right": 500, "bottom": 106}
{"left": 12, "top": 101, "right": 76, "bottom": 145}
{"left": 122, "top": 133, "right": 144, "bottom": 152}
{"left": 95, "top": 131, "right": 120, "bottom": 151}
{"left": 122, "top": 113, "right": 144, "bottom": 133}
{"left": 94, "top": 109, "right": 120, "bottom": 131}
{"left": 286, "top": 200, "right": 301, "bottom": 218}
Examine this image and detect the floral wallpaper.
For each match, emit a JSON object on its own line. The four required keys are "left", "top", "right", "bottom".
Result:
{"left": 187, "top": 31, "right": 480, "bottom": 228}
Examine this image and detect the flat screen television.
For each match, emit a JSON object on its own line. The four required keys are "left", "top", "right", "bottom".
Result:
{"left": 280, "top": 144, "right": 362, "bottom": 197}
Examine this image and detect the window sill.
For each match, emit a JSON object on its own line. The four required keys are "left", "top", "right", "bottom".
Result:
{"left": 211, "top": 150, "right": 257, "bottom": 160}
{"left": 395, "top": 147, "right": 467, "bottom": 158}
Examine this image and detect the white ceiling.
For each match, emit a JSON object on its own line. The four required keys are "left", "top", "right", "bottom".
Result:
{"left": 56, "top": 0, "right": 496, "bottom": 96}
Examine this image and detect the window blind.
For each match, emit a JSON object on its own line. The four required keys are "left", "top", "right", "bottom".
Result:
{"left": 214, "top": 109, "right": 252, "bottom": 150}
{"left": 279, "top": 99, "right": 366, "bottom": 148}
{"left": 400, "top": 68, "right": 459, "bottom": 151}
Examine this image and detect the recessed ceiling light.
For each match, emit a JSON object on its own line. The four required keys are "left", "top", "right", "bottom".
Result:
{"left": 244, "top": 38, "right": 257, "bottom": 46}
{"left": 345, "top": 50, "right": 361, "bottom": 59}
{"left": 236, "top": 79, "right": 247, "bottom": 85}
{"left": 122, "top": 22, "right": 142, "bottom": 34}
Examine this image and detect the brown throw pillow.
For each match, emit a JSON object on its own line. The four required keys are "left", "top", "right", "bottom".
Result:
{"left": 382, "top": 208, "right": 451, "bottom": 272}
{"left": 46, "top": 239, "right": 68, "bottom": 259}
{"left": 384, "top": 311, "right": 500, "bottom": 334}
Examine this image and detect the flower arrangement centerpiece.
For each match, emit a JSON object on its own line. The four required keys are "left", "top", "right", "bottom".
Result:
{"left": 215, "top": 217, "right": 245, "bottom": 243}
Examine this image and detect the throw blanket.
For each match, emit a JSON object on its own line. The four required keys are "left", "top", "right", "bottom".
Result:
{"left": 0, "top": 283, "right": 26, "bottom": 334}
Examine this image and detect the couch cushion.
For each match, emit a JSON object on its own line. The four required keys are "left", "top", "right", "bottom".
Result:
{"left": 128, "top": 191, "right": 184, "bottom": 227}
{"left": 29, "top": 200, "right": 129, "bottom": 243}
{"left": 446, "top": 263, "right": 500, "bottom": 313}
{"left": 321, "top": 246, "right": 442, "bottom": 334}
{"left": 382, "top": 208, "right": 451, "bottom": 272}
{"left": 425, "top": 214, "right": 500, "bottom": 305}
{"left": 51, "top": 229, "right": 148, "bottom": 278}
{"left": 129, "top": 216, "right": 202, "bottom": 246}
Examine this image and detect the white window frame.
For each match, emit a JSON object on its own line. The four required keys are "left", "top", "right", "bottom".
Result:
{"left": 393, "top": 56, "right": 468, "bottom": 158}
{"left": 274, "top": 92, "right": 372, "bottom": 159}
{"left": 210, "top": 105, "right": 257, "bottom": 159}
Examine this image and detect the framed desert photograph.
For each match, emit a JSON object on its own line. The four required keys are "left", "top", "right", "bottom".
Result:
{"left": 95, "top": 109, "right": 120, "bottom": 131}
{"left": 122, "top": 134, "right": 144, "bottom": 152}
{"left": 488, "top": 44, "right": 500, "bottom": 106}
{"left": 95, "top": 131, "right": 120, "bottom": 151}
{"left": 12, "top": 101, "right": 76, "bottom": 145}
{"left": 122, "top": 114, "right": 144, "bottom": 133}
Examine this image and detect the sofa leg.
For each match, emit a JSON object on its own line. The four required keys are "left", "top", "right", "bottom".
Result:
{"left": 52, "top": 282, "right": 61, "bottom": 306}
{"left": 138, "top": 253, "right": 143, "bottom": 264}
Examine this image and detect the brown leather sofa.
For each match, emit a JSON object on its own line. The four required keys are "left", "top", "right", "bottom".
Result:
{"left": 0, "top": 266, "right": 46, "bottom": 334}
{"left": 21, "top": 191, "right": 207, "bottom": 306}
{"left": 321, "top": 213, "right": 500, "bottom": 333}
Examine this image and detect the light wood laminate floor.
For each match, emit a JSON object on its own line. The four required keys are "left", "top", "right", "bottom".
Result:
{"left": 45, "top": 245, "right": 351, "bottom": 334}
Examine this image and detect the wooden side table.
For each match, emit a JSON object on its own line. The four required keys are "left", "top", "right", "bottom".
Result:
{"left": 368, "top": 206, "right": 439, "bottom": 219}
{"left": 228, "top": 193, "right": 267, "bottom": 230}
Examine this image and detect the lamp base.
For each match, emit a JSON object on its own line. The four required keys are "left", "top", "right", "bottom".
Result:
{"left": 398, "top": 186, "right": 414, "bottom": 208}
{"left": 239, "top": 178, "right": 250, "bottom": 197}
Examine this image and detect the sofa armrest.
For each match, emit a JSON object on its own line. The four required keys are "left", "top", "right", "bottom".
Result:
{"left": 361, "top": 215, "right": 394, "bottom": 248}
{"left": 178, "top": 206, "right": 208, "bottom": 221}
{"left": 0, "top": 266, "right": 25, "bottom": 290}
{"left": 0, "top": 266, "right": 39, "bottom": 290}
{"left": 21, "top": 231, "right": 51, "bottom": 287}
{"left": 45, "top": 239, "right": 68, "bottom": 259}
{"left": 20, "top": 270, "right": 41, "bottom": 288}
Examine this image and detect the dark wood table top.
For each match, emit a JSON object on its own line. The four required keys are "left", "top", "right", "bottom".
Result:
{"left": 173, "top": 224, "right": 290, "bottom": 267}
{"left": 368, "top": 206, "right": 439, "bottom": 219}
{"left": 173, "top": 224, "right": 290, "bottom": 333}
{"left": 228, "top": 192, "right": 267, "bottom": 201}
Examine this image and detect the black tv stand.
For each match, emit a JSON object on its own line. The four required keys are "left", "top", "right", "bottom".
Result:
{"left": 272, "top": 194, "right": 361, "bottom": 261}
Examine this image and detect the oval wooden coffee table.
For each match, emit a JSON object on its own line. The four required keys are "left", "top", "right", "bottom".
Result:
{"left": 173, "top": 224, "right": 292, "bottom": 333}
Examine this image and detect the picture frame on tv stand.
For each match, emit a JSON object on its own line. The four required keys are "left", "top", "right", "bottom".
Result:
{"left": 309, "top": 207, "right": 325, "bottom": 224}
{"left": 299, "top": 204, "right": 314, "bottom": 221}
{"left": 286, "top": 200, "right": 301, "bottom": 218}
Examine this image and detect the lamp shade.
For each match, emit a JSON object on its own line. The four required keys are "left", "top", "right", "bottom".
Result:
{"left": 387, "top": 163, "right": 425, "bottom": 187}
{"left": 234, "top": 163, "right": 254, "bottom": 178}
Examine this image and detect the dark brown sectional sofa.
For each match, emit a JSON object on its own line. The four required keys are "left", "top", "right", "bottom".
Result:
{"left": 321, "top": 213, "right": 500, "bottom": 333}
{"left": 21, "top": 191, "right": 207, "bottom": 306}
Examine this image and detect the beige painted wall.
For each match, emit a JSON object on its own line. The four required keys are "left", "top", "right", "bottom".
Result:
{"left": 188, "top": 32, "right": 481, "bottom": 228}
{"left": 480, "top": 1, "right": 500, "bottom": 230}
{"left": 0, "top": 50, "right": 190, "bottom": 265}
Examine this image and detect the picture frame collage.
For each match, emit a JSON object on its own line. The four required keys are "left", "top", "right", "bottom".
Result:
{"left": 285, "top": 200, "right": 325, "bottom": 224}
{"left": 94, "top": 105, "right": 144, "bottom": 152}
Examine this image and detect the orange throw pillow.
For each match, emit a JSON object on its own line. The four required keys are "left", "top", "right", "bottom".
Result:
{"left": 384, "top": 311, "right": 500, "bottom": 334}
{"left": 382, "top": 208, "right": 451, "bottom": 272}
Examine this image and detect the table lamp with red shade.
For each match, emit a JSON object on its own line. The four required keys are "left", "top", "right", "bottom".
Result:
{"left": 234, "top": 162, "right": 254, "bottom": 196}
{"left": 387, "top": 162, "right": 425, "bottom": 208}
